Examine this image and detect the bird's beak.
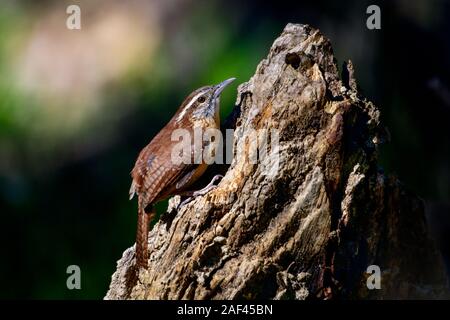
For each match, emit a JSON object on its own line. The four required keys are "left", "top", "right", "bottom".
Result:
{"left": 213, "top": 78, "right": 236, "bottom": 98}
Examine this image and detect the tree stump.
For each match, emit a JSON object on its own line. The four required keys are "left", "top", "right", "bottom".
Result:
{"left": 105, "top": 23, "right": 448, "bottom": 300}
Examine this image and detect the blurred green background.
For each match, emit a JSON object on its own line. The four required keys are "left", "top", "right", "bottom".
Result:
{"left": 0, "top": 0, "right": 449, "bottom": 299}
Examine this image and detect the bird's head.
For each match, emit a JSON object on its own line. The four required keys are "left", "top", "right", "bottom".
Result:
{"left": 175, "top": 78, "right": 235, "bottom": 124}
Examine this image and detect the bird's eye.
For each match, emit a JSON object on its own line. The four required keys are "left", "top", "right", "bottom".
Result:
{"left": 198, "top": 96, "right": 206, "bottom": 103}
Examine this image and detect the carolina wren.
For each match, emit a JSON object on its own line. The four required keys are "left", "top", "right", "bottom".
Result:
{"left": 129, "top": 78, "right": 235, "bottom": 268}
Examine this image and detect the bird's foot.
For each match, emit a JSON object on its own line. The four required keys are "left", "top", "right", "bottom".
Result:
{"left": 192, "top": 174, "right": 223, "bottom": 196}
{"left": 177, "top": 174, "right": 223, "bottom": 210}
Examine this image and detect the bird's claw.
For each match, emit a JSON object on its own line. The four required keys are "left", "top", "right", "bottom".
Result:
{"left": 176, "top": 174, "right": 224, "bottom": 210}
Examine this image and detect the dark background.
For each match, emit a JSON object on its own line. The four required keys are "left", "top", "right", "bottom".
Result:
{"left": 0, "top": 0, "right": 449, "bottom": 299}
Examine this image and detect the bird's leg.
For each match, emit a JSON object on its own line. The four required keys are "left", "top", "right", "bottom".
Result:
{"left": 177, "top": 174, "right": 223, "bottom": 209}
{"left": 193, "top": 174, "right": 223, "bottom": 196}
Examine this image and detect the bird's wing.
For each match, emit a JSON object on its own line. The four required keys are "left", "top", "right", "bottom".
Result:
{"left": 130, "top": 128, "right": 200, "bottom": 209}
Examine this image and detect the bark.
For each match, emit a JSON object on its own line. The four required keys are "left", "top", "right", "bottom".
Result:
{"left": 105, "top": 23, "right": 448, "bottom": 300}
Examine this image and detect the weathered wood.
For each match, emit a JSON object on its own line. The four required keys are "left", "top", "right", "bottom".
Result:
{"left": 105, "top": 23, "right": 448, "bottom": 300}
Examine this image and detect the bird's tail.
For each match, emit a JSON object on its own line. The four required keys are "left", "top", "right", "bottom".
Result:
{"left": 135, "top": 207, "right": 154, "bottom": 269}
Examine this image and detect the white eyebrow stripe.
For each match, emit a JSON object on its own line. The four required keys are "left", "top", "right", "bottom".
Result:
{"left": 176, "top": 91, "right": 205, "bottom": 122}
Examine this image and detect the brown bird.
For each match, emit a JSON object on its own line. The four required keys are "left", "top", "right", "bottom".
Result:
{"left": 129, "top": 78, "right": 235, "bottom": 268}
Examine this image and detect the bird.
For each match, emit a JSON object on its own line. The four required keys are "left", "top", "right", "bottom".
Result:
{"left": 129, "top": 78, "right": 235, "bottom": 269}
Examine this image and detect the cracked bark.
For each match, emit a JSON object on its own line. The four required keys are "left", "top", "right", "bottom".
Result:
{"left": 105, "top": 23, "right": 449, "bottom": 300}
